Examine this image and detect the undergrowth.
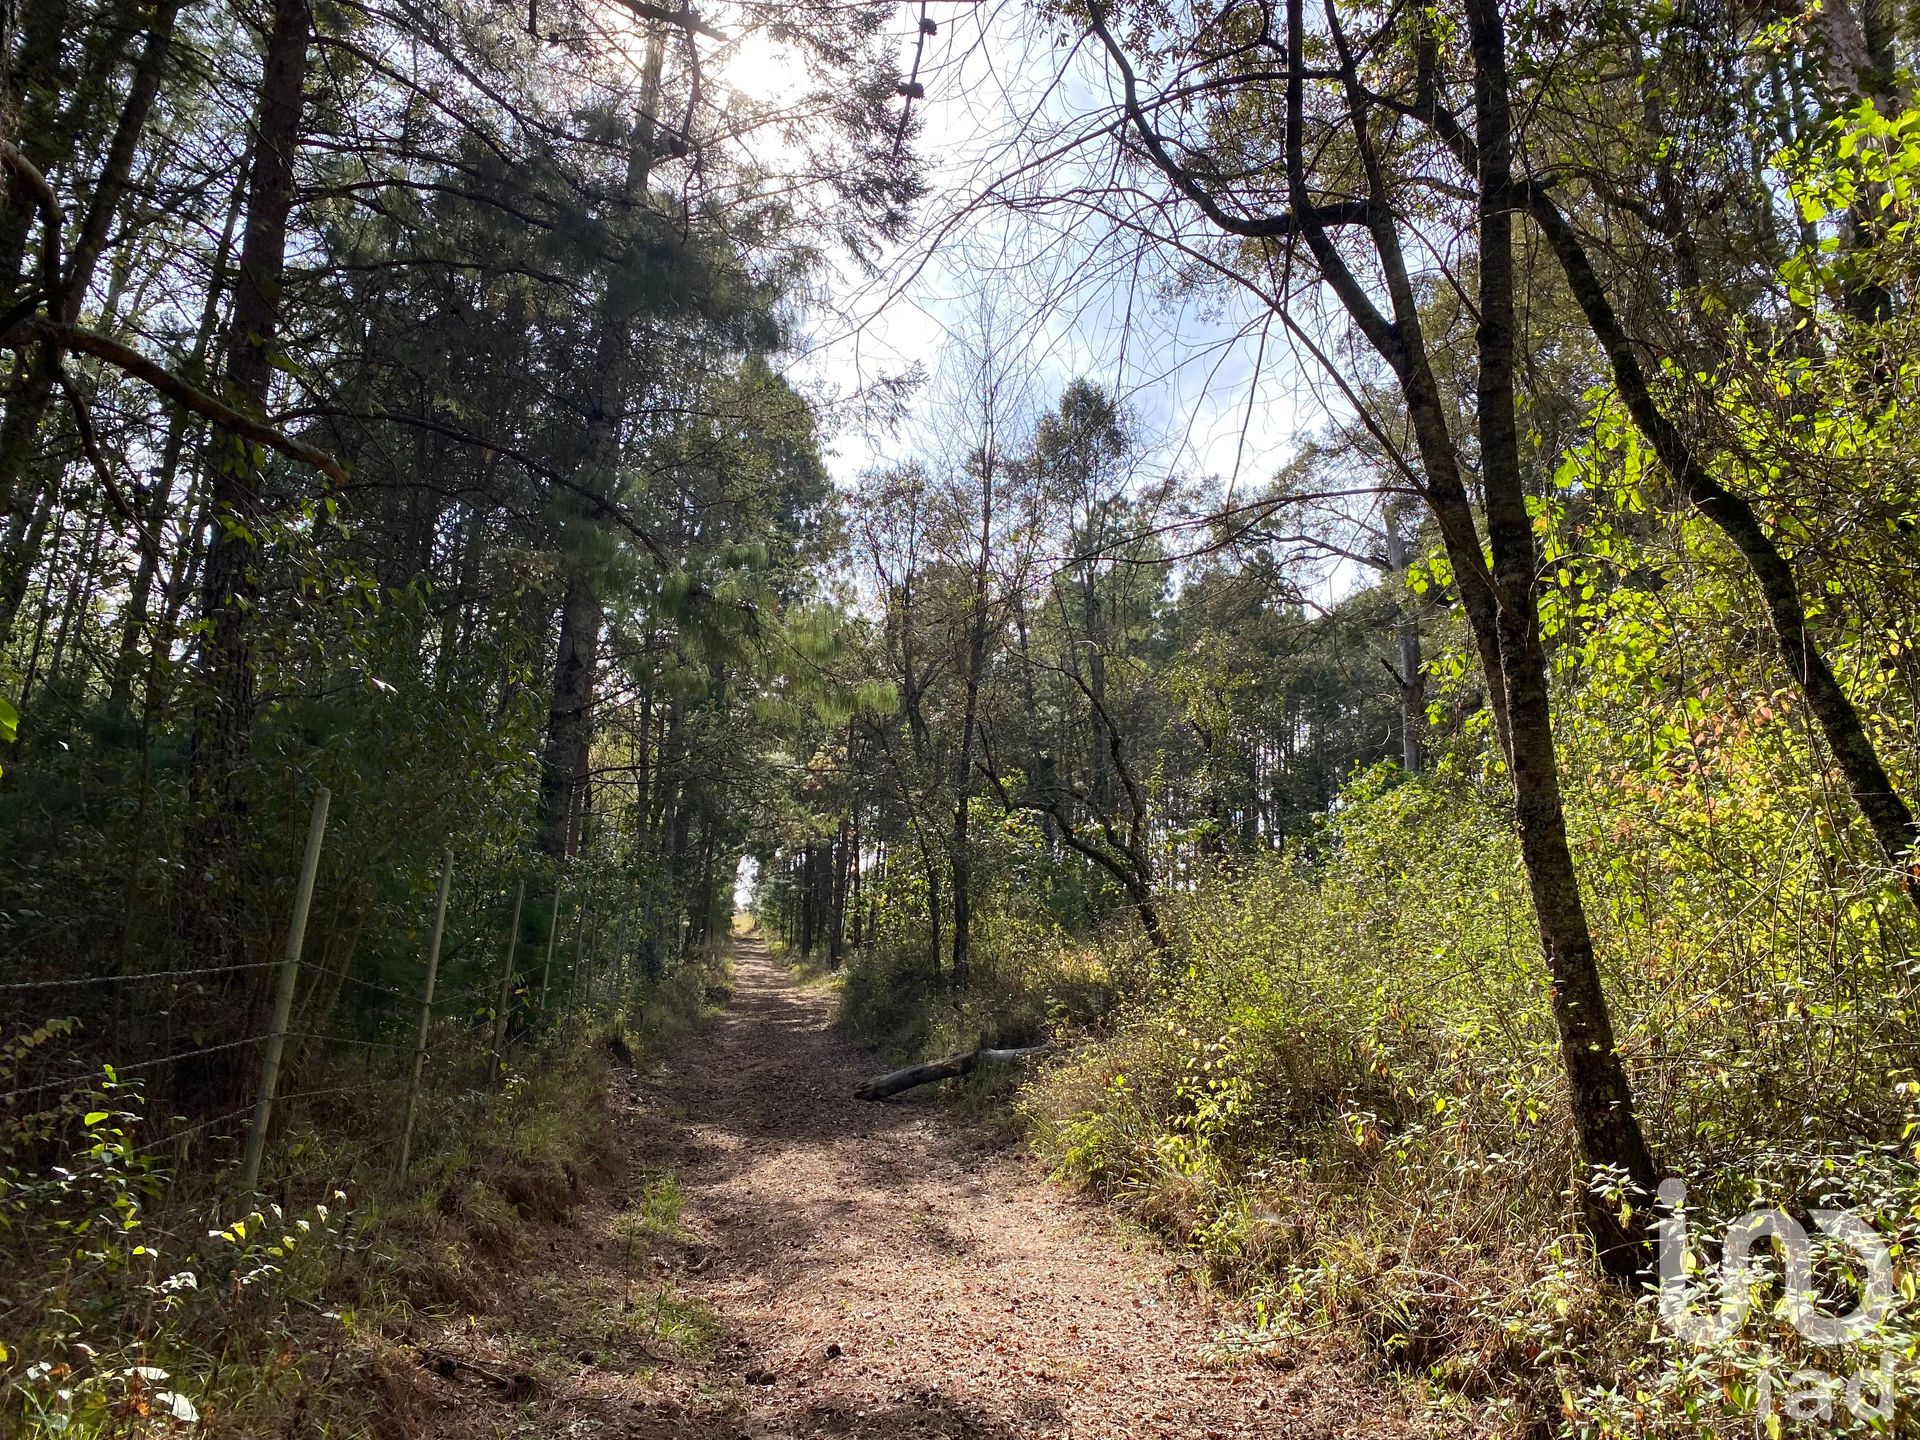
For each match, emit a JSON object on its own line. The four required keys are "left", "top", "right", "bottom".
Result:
{"left": 0, "top": 948, "right": 728, "bottom": 1438}
{"left": 832, "top": 770, "right": 1920, "bottom": 1437}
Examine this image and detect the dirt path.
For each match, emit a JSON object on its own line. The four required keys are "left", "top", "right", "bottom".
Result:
{"left": 421, "top": 935, "right": 1401, "bottom": 1438}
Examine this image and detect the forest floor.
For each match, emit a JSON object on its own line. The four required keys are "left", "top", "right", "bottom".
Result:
{"left": 413, "top": 932, "right": 1408, "bottom": 1439}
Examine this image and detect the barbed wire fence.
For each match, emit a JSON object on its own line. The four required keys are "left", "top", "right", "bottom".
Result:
{"left": 0, "top": 784, "right": 657, "bottom": 1205}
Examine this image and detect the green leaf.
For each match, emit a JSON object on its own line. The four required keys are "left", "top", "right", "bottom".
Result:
{"left": 83, "top": 1111, "right": 109, "bottom": 1126}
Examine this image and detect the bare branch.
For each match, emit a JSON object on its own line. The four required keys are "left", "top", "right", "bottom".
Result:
{"left": 6, "top": 318, "right": 348, "bottom": 485}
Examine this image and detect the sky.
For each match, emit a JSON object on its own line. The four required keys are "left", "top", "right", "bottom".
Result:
{"left": 717, "top": 0, "right": 1335, "bottom": 505}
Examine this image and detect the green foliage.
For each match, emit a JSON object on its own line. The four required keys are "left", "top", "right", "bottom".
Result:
{"left": 0, "top": 947, "right": 727, "bottom": 1437}
{"left": 1006, "top": 739, "right": 1920, "bottom": 1434}
{"left": 0, "top": 1029, "right": 345, "bottom": 1434}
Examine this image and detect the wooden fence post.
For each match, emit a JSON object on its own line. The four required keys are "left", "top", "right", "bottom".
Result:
{"left": 242, "top": 785, "right": 330, "bottom": 1194}
{"left": 489, "top": 877, "right": 525, "bottom": 1083}
{"left": 395, "top": 849, "right": 452, "bottom": 1180}
{"left": 539, "top": 874, "right": 562, "bottom": 1010}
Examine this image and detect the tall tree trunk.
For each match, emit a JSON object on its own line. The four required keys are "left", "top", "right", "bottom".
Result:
{"left": 848, "top": 800, "right": 863, "bottom": 948}
{"left": 142, "top": 457, "right": 210, "bottom": 716}
{"left": 1080, "top": 568, "right": 1112, "bottom": 813}
{"left": 669, "top": 785, "right": 692, "bottom": 957}
{"left": 1530, "top": 192, "right": 1920, "bottom": 916}
{"left": 829, "top": 812, "right": 851, "bottom": 968}
{"left": 175, "top": 0, "right": 312, "bottom": 1093}
{"left": 46, "top": 502, "right": 103, "bottom": 682}
{"left": 111, "top": 168, "right": 242, "bottom": 714}
{"left": 0, "top": 0, "right": 181, "bottom": 619}
{"left": 538, "top": 574, "right": 600, "bottom": 857}
{"left": 1382, "top": 508, "right": 1423, "bottom": 774}
{"left": 896, "top": 601, "right": 945, "bottom": 980}
{"left": 950, "top": 457, "right": 994, "bottom": 990}
{"left": 0, "top": 475, "right": 58, "bottom": 638}
{"left": 798, "top": 842, "right": 817, "bottom": 955}
{"left": 1097, "top": 0, "right": 1658, "bottom": 1269}
{"left": 0, "top": 0, "right": 69, "bottom": 305}
{"left": 921, "top": 843, "right": 942, "bottom": 983}
{"left": 1011, "top": 601, "right": 1054, "bottom": 850}
{"left": 534, "top": 29, "right": 666, "bottom": 854}
{"left": 1467, "top": 0, "right": 1656, "bottom": 1276}
{"left": 17, "top": 504, "right": 66, "bottom": 708}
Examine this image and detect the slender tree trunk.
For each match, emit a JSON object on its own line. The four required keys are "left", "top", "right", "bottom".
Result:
{"left": 46, "top": 503, "right": 103, "bottom": 681}
{"left": 633, "top": 677, "right": 654, "bottom": 835}
{"left": 829, "top": 812, "right": 851, "bottom": 968}
{"left": 534, "top": 29, "right": 666, "bottom": 853}
{"left": 1081, "top": 568, "right": 1112, "bottom": 812}
{"left": 849, "top": 801, "right": 864, "bottom": 948}
{"left": 1528, "top": 192, "right": 1920, "bottom": 914}
{"left": 950, "top": 457, "right": 995, "bottom": 990}
{"left": 538, "top": 575, "right": 600, "bottom": 857}
{"left": 111, "top": 169, "right": 242, "bottom": 714}
{"left": 0, "top": 0, "right": 68, "bottom": 306}
{"left": 142, "top": 457, "right": 209, "bottom": 714}
{"left": 1382, "top": 511, "right": 1423, "bottom": 774}
{"left": 1012, "top": 602, "right": 1054, "bottom": 850}
{"left": 922, "top": 846, "right": 942, "bottom": 982}
{"left": 17, "top": 505, "right": 65, "bottom": 708}
{"left": 0, "top": 0, "right": 182, "bottom": 556}
{"left": 174, "top": 0, "right": 312, "bottom": 1101}
{"left": 0, "top": 476, "right": 58, "bottom": 638}
{"left": 897, "top": 630, "right": 945, "bottom": 980}
{"left": 669, "top": 786, "right": 692, "bottom": 956}
{"left": 1467, "top": 0, "right": 1656, "bottom": 1276}
{"left": 799, "top": 843, "right": 817, "bottom": 955}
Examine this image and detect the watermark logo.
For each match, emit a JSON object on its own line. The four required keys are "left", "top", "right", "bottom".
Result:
{"left": 1655, "top": 1179, "right": 1899, "bottom": 1427}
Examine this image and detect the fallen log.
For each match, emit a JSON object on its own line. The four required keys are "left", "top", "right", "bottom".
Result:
{"left": 854, "top": 1043, "right": 1054, "bottom": 1101}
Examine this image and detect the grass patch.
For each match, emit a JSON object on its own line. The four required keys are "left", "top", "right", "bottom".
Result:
{"left": 624, "top": 1168, "right": 687, "bottom": 1241}
{"left": 646, "top": 1285, "right": 723, "bottom": 1358}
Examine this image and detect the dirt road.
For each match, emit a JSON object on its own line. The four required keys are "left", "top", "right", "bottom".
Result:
{"left": 423, "top": 934, "right": 1398, "bottom": 1438}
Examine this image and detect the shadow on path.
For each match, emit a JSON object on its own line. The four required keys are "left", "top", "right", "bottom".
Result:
{"left": 418, "top": 930, "right": 1403, "bottom": 1439}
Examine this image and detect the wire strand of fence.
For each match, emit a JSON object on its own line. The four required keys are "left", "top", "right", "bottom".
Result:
{"left": 0, "top": 1033, "right": 272, "bottom": 1103}
{"left": 311, "top": 968, "right": 418, "bottom": 1003}
{"left": 0, "top": 961, "right": 280, "bottom": 992}
{"left": 289, "top": 1031, "right": 406, "bottom": 1052}
{"left": 128, "top": 1100, "right": 260, "bottom": 1155}
{"left": 129, "top": 1082, "right": 390, "bottom": 1157}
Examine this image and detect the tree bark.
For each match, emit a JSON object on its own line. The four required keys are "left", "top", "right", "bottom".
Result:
{"left": 170, "top": 0, "right": 311, "bottom": 1114}
{"left": 1382, "top": 509, "right": 1423, "bottom": 774}
{"left": 0, "top": 0, "right": 69, "bottom": 308}
{"left": 950, "top": 454, "right": 995, "bottom": 990}
{"left": 0, "top": 0, "right": 181, "bottom": 621}
{"left": 178, "top": 0, "right": 312, "bottom": 971}
{"left": 538, "top": 574, "right": 600, "bottom": 857}
{"left": 111, "top": 165, "right": 242, "bottom": 714}
{"left": 1465, "top": 0, "right": 1657, "bottom": 1275}
{"left": 1094, "top": 0, "right": 1657, "bottom": 1269}
{"left": 532, "top": 28, "right": 666, "bottom": 854}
